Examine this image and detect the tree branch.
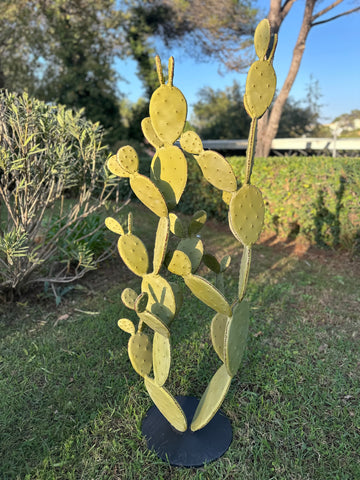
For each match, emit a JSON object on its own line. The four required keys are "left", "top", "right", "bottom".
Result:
{"left": 311, "top": 0, "right": 343, "bottom": 22}
{"left": 281, "top": 0, "right": 298, "bottom": 20}
{"left": 312, "top": 6, "right": 360, "bottom": 26}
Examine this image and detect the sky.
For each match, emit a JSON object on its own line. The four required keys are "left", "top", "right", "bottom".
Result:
{"left": 116, "top": 0, "right": 360, "bottom": 124}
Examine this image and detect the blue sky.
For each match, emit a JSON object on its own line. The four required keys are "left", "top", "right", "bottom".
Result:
{"left": 116, "top": 1, "right": 360, "bottom": 124}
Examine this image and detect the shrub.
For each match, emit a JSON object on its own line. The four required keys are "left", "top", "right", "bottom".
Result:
{"left": 0, "top": 91, "right": 120, "bottom": 297}
{"left": 179, "top": 154, "right": 360, "bottom": 251}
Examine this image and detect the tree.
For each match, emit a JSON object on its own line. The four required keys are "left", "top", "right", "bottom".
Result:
{"left": 192, "top": 82, "right": 251, "bottom": 139}
{"left": 191, "top": 82, "right": 319, "bottom": 140}
{"left": 257, "top": 0, "right": 360, "bottom": 157}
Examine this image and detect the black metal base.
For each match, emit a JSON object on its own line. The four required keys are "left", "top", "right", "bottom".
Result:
{"left": 141, "top": 396, "right": 232, "bottom": 467}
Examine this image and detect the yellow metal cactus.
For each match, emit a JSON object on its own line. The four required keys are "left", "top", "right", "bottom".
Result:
{"left": 106, "top": 19, "right": 277, "bottom": 438}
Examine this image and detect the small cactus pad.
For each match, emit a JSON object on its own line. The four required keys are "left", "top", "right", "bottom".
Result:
{"left": 118, "top": 234, "right": 149, "bottom": 277}
{"left": 153, "top": 216, "right": 170, "bottom": 275}
{"left": 107, "top": 154, "right": 131, "bottom": 178}
{"left": 135, "top": 292, "right": 149, "bottom": 314}
{"left": 139, "top": 310, "right": 170, "bottom": 338}
{"left": 220, "top": 255, "right": 231, "bottom": 272}
{"left": 203, "top": 253, "right": 221, "bottom": 274}
{"left": 128, "top": 332, "right": 152, "bottom": 377}
{"left": 224, "top": 301, "right": 250, "bottom": 377}
{"left": 141, "top": 117, "right": 163, "bottom": 149}
{"left": 117, "top": 318, "right": 136, "bottom": 335}
{"left": 254, "top": 18, "right": 271, "bottom": 59}
{"left": 121, "top": 288, "right": 138, "bottom": 310}
{"left": 190, "top": 364, "right": 232, "bottom": 432}
{"left": 153, "top": 332, "right": 171, "bottom": 387}
{"left": 105, "top": 217, "right": 124, "bottom": 236}
{"left": 177, "top": 237, "right": 203, "bottom": 273}
{"left": 210, "top": 312, "right": 228, "bottom": 361}
{"left": 149, "top": 86, "right": 187, "bottom": 145}
{"left": 169, "top": 213, "right": 186, "bottom": 237}
{"left": 238, "top": 245, "right": 251, "bottom": 301}
{"left": 167, "top": 250, "right": 192, "bottom": 277}
{"left": 196, "top": 151, "right": 237, "bottom": 192}
{"left": 116, "top": 145, "right": 139, "bottom": 175}
{"left": 229, "top": 184, "right": 265, "bottom": 246}
{"left": 151, "top": 146, "right": 187, "bottom": 208}
{"left": 141, "top": 274, "right": 176, "bottom": 324}
{"left": 180, "top": 130, "right": 203, "bottom": 154}
{"left": 245, "top": 61, "right": 276, "bottom": 119}
{"left": 184, "top": 275, "right": 232, "bottom": 316}
{"left": 130, "top": 174, "right": 168, "bottom": 218}
{"left": 144, "top": 376, "right": 188, "bottom": 432}
{"left": 188, "top": 210, "right": 207, "bottom": 235}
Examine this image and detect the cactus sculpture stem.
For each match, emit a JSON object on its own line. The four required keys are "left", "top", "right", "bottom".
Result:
{"left": 105, "top": 18, "right": 277, "bottom": 451}
{"left": 245, "top": 118, "right": 258, "bottom": 185}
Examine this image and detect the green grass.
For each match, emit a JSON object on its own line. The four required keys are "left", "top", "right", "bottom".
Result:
{"left": 1, "top": 209, "right": 359, "bottom": 480}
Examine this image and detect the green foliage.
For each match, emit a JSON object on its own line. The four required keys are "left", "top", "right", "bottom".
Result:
{"left": 180, "top": 155, "right": 360, "bottom": 250}
{"left": 192, "top": 81, "right": 250, "bottom": 139}
{"left": 0, "top": 90, "right": 117, "bottom": 296}
{"left": 276, "top": 96, "right": 318, "bottom": 137}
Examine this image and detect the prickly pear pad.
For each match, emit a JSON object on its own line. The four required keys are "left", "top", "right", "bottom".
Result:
{"left": 196, "top": 151, "right": 237, "bottom": 192}
{"left": 151, "top": 146, "right": 187, "bottom": 208}
{"left": 224, "top": 301, "right": 250, "bottom": 377}
{"left": 116, "top": 145, "right": 139, "bottom": 175}
{"left": 229, "top": 184, "right": 265, "bottom": 246}
{"left": 153, "top": 332, "right": 171, "bottom": 387}
{"left": 128, "top": 332, "right": 152, "bottom": 377}
{"left": 118, "top": 234, "right": 149, "bottom": 277}
{"left": 149, "top": 85, "right": 187, "bottom": 145}
{"left": 121, "top": 288, "right": 138, "bottom": 310}
{"left": 139, "top": 310, "right": 170, "bottom": 338}
{"left": 107, "top": 154, "right": 131, "bottom": 178}
{"left": 135, "top": 292, "right": 149, "bottom": 314}
{"left": 180, "top": 130, "right": 203, "bottom": 154}
{"left": 203, "top": 253, "right": 221, "bottom": 274}
{"left": 245, "top": 61, "right": 276, "bottom": 119}
{"left": 190, "top": 364, "right": 232, "bottom": 432}
{"left": 210, "top": 312, "right": 228, "bottom": 362}
{"left": 153, "top": 216, "right": 170, "bottom": 275}
{"left": 177, "top": 237, "right": 203, "bottom": 273}
{"left": 167, "top": 250, "right": 192, "bottom": 277}
{"left": 144, "top": 376, "right": 187, "bottom": 432}
{"left": 130, "top": 174, "right": 168, "bottom": 218}
{"left": 117, "top": 318, "right": 135, "bottom": 335}
{"left": 105, "top": 217, "right": 124, "bottom": 236}
{"left": 254, "top": 18, "right": 271, "bottom": 59}
{"left": 184, "top": 275, "right": 232, "bottom": 317}
{"left": 141, "top": 117, "right": 163, "bottom": 149}
{"left": 141, "top": 274, "right": 176, "bottom": 324}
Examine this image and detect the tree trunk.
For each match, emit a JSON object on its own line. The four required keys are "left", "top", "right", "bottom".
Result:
{"left": 256, "top": 0, "right": 316, "bottom": 157}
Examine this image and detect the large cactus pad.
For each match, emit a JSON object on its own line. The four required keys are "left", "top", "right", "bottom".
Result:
{"left": 153, "top": 332, "right": 171, "bottom": 387}
{"left": 144, "top": 376, "right": 187, "bottom": 432}
{"left": 229, "top": 184, "right": 265, "bottom": 246}
{"left": 224, "top": 301, "right": 250, "bottom": 377}
{"left": 128, "top": 332, "right": 152, "bottom": 377}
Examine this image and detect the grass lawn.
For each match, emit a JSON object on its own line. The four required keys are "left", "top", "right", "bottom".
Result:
{"left": 1, "top": 205, "right": 359, "bottom": 480}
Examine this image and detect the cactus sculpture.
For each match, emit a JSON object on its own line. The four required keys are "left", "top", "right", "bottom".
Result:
{"left": 106, "top": 19, "right": 277, "bottom": 464}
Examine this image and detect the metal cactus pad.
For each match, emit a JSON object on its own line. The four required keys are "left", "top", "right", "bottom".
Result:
{"left": 106, "top": 19, "right": 277, "bottom": 465}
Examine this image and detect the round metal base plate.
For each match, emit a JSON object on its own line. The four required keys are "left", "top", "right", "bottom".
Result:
{"left": 141, "top": 395, "right": 232, "bottom": 467}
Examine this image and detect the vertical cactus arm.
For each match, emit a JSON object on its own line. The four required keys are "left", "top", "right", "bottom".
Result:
{"left": 153, "top": 216, "right": 170, "bottom": 275}
{"left": 237, "top": 245, "right": 252, "bottom": 303}
{"left": 168, "top": 56, "right": 174, "bottom": 86}
{"left": 155, "top": 55, "right": 165, "bottom": 85}
{"left": 245, "top": 118, "right": 258, "bottom": 185}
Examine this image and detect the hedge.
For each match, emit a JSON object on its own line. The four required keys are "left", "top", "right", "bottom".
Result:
{"left": 178, "top": 155, "right": 360, "bottom": 251}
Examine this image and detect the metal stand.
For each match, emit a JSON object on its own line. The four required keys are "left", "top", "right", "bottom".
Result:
{"left": 141, "top": 396, "right": 232, "bottom": 467}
